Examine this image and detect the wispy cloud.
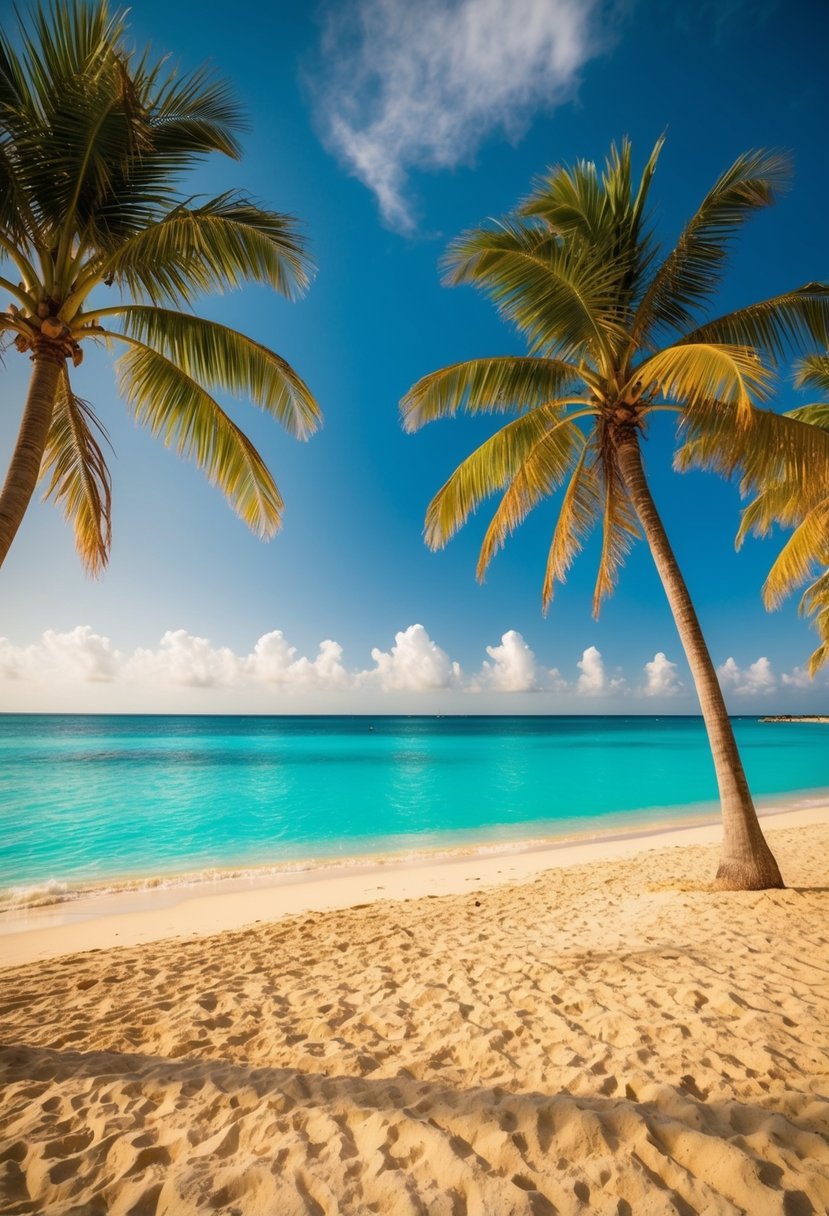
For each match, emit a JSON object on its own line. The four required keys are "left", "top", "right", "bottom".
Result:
{"left": 312, "top": 0, "right": 618, "bottom": 230}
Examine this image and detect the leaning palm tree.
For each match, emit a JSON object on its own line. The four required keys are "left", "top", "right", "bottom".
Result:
{"left": 401, "top": 138, "right": 829, "bottom": 890}
{"left": 0, "top": 1, "right": 319, "bottom": 573}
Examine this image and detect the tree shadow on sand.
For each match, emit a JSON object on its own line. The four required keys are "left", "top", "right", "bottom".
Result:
{"left": 1, "top": 1042, "right": 826, "bottom": 1216}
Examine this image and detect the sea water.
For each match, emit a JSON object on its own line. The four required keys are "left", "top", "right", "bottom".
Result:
{"left": 0, "top": 714, "right": 827, "bottom": 903}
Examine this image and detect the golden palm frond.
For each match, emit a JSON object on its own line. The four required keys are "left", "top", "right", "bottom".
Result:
{"left": 424, "top": 405, "right": 585, "bottom": 552}
{"left": 401, "top": 355, "right": 581, "bottom": 432}
{"left": 637, "top": 342, "right": 772, "bottom": 417}
{"left": 541, "top": 445, "right": 602, "bottom": 610}
{"left": 40, "top": 368, "right": 113, "bottom": 574}
{"left": 762, "top": 500, "right": 829, "bottom": 609}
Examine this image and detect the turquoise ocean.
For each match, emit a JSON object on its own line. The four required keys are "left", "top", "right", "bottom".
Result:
{"left": 1, "top": 714, "right": 827, "bottom": 905}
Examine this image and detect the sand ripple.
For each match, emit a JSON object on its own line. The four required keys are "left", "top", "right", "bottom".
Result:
{"left": 2, "top": 823, "right": 828, "bottom": 1214}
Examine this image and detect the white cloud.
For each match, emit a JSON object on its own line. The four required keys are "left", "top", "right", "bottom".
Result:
{"left": 126, "top": 630, "right": 242, "bottom": 688}
{"left": 313, "top": 0, "right": 615, "bottom": 229}
{"left": 643, "top": 651, "right": 682, "bottom": 697}
{"left": 247, "top": 631, "right": 350, "bottom": 690}
{"left": 0, "top": 626, "right": 119, "bottom": 683}
{"left": 13, "top": 625, "right": 805, "bottom": 712}
{"left": 781, "top": 665, "right": 812, "bottom": 689}
{"left": 718, "top": 655, "right": 776, "bottom": 696}
{"left": 366, "top": 623, "right": 462, "bottom": 690}
{"left": 576, "top": 645, "right": 626, "bottom": 695}
{"left": 480, "top": 630, "right": 540, "bottom": 691}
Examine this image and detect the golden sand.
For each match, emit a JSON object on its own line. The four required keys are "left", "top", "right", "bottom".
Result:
{"left": 2, "top": 818, "right": 828, "bottom": 1214}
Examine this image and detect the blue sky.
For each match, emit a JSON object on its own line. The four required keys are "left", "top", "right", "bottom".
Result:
{"left": 1, "top": 0, "right": 828, "bottom": 712}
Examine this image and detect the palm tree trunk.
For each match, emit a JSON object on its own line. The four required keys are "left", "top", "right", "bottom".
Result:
{"left": 612, "top": 424, "right": 783, "bottom": 890}
{"left": 0, "top": 351, "right": 62, "bottom": 568}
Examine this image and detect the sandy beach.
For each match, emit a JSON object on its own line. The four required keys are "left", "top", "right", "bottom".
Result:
{"left": 2, "top": 806, "right": 828, "bottom": 1214}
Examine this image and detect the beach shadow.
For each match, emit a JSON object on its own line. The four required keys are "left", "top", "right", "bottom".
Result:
{"left": 1, "top": 1042, "right": 826, "bottom": 1216}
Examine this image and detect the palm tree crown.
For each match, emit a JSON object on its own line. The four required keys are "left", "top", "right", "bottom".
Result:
{"left": 402, "top": 138, "right": 829, "bottom": 889}
{"left": 0, "top": 0, "right": 320, "bottom": 572}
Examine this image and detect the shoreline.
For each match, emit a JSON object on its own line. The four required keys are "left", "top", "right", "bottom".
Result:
{"left": 2, "top": 799, "right": 826, "bottom": 968}
{"left": 5, "top": 781, "right": 828, "bottom": 910}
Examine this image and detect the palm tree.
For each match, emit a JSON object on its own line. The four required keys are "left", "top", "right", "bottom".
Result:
{"left": 401, "top": 139, "right": 829, "bottom": 890}
{"left": 0, "top": 0, "right": 319, "bottom": 574}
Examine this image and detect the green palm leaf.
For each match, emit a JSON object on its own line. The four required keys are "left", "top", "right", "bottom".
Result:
{"left": 681, "top": 285, "right": 829, "bottom": 363}
{"left": 0, "top": 1, "right": 320, "bottom": 573}
{"left": 111, "top": 334, "right": 284, "bottom": 537}
{"left": 72, "top": 192, "right": 312, "bottom": 310}
{"left": 401, "top": 356, "right": 581, "bottom": 432}
{"left": 444, "top": 218, "right": 627, "bottom": 363}
{"left": 800, "top": 570, "right": 829, "bottom": 675}
{"left": 104, "top": 306, "right": 320, "bottom": 439}
{"left": 795, "top": 353, "right": 829, "bottom": 395}
{"left": 633, "top": 149, "right": 791, "bottom": 340}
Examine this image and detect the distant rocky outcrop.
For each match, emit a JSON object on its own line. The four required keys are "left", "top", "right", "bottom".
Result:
{"left": 760, "top": 715, "right": 829, "bottom": 723}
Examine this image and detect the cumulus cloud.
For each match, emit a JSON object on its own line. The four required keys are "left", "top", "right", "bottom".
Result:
{"left": 0, "top": 626, "right": 119, "bottom": 682}
{"left": 313, "top": 0, "right": 615, "bottom": 229}
{"left": 643, "top": 651, "right": 682, "bottom": 697}
{"left": 718, "top": 656, "right": 776, "bottom": 696}
{"left": 575, "top": 646, "right": 626, "bottom": 695}
{"left": 366, "top": 623, "right": 462, "bottom": 690}
{"left": 781, "top": 665, "right": 813, "bottom": 689}
{"left": 126, "top": 630, "right": 242, "bottom": 688}
{"left": 480, "top": 630, "right": 540, "bottom": 691}
{"left": 247, "top": 632, "right": 350, "bottom": 690}
{"left": 11, "top": 625, "right": 792, "bottom": 708}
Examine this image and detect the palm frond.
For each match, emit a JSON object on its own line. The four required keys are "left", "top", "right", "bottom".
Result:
{"left": 592, "top": 449, "right": 639, "bottom": 616}
{"left": 541, "top": 445, "right": 602, "bottom": 610}
{"left": 144, "top": 58, "right": 244, "bottom": 161}
{"left": 800, "top": 570, "right": 829, "bottom": 675}
{"left": 40, "top": 368, "right": 113, "bottom": 574}
{"left": 636, "top": 341, "right": 773, "bottom": 418}
{"left": 111, "top": 334, "right": 284, "bottom": 537}
{"left": 680, "top": 285, "right": 829, "bottom": 364}
{"left": 423, "top": 405, "right": 582, "bottom": 551}
{"left": 795, "top": 354, "right": 829, "bottom": 395}
{"left": 762, "top": 499, "right": 829, "bottom": 609}
{"left": 475, "top": 414, "right": 587, "bottom": 578}
{"left": 73, "top": 192, "right": 312, "bottom": 309}
{"left": 401, "top": 355, "right": 581, "bottom": 432}
{"left": 443, "top": 217, "right": 627, "bottom": 363}
{"left": 676, "top": 403, "right": 829, "bottom": 494}
{"left": 633, "top": 149, "right": 791, "bottom": 340}
{"left": 106, "top": 306, "right": 320, "bottom": 438}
